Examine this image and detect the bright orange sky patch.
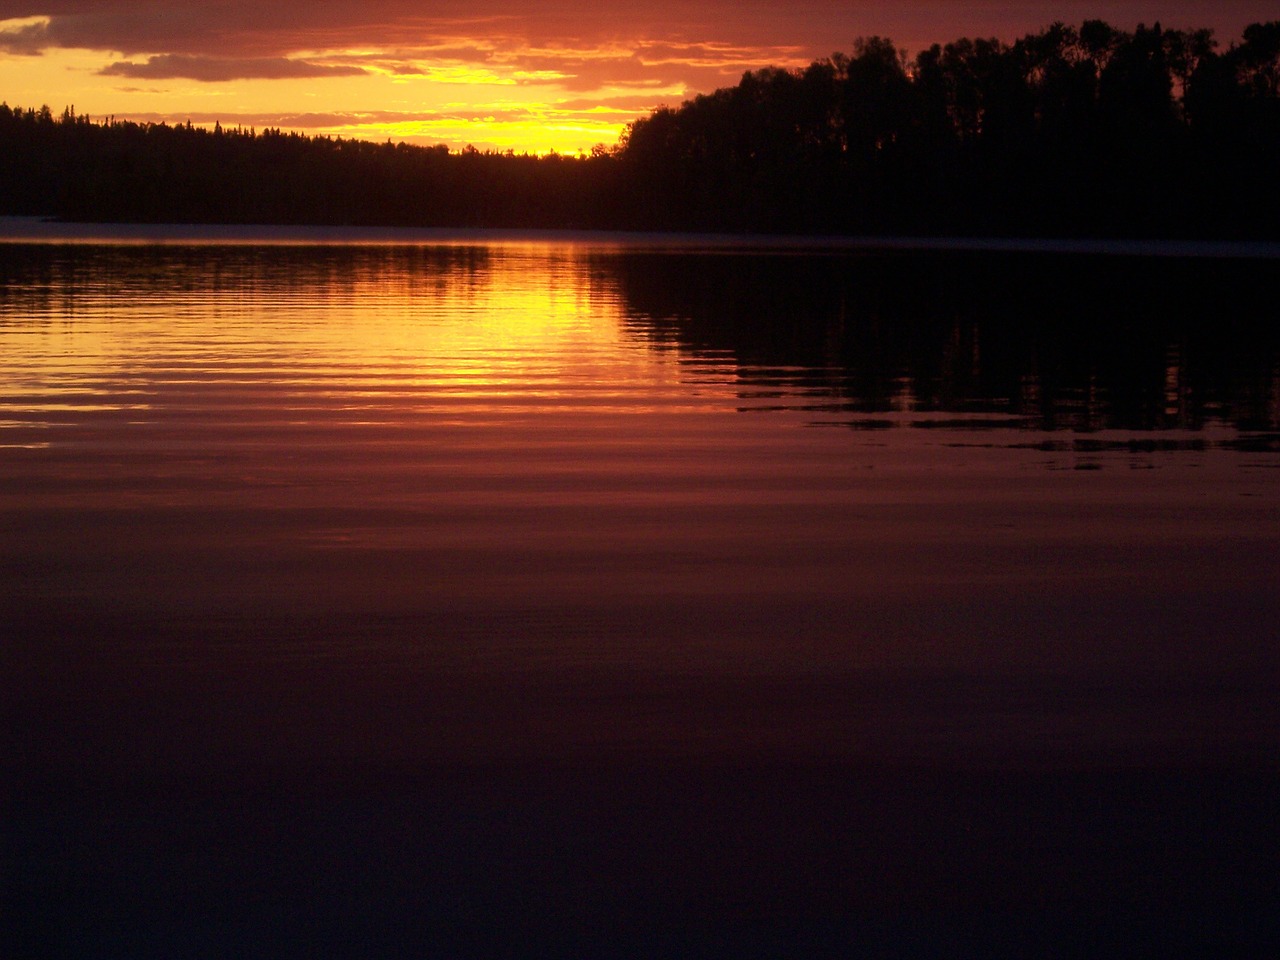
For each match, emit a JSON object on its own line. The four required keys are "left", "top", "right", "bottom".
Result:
{"left": 1, "top": 2, "right": 1275, "bottom": 153}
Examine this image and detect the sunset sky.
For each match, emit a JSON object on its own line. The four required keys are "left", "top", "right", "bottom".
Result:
{"left": 2, "top": 2, "right": 1275, "bottom": 153}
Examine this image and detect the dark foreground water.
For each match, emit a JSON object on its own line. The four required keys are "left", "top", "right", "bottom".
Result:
{"left": 3, "top": 228, "right": 1279, "bottom": 957}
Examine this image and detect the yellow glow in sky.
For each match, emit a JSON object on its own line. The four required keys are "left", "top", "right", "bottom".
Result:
{"left": 3, "top": 3, "right": 1275, "bottom": 154}
{"left": 0, "top": 13, "right": 797, "bottom": 154}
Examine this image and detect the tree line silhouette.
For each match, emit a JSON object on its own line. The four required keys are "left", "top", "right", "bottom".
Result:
{"left": 2, "top": 20, "right": 1278, "bottom": 237}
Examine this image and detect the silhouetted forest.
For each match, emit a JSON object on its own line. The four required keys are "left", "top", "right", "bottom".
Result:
{"left": 3, "top": 20, "right": 1278, "bottom": 237}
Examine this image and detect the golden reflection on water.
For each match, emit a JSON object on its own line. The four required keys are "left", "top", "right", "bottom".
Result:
{"left": 4, "top": 235, "right": 1279, "bottom": 960}
{"left": 0, "top": 245, "right": 732, "bottom": 447}
{"left": 2, "top": 239, "right": 1279, "bottom": 768}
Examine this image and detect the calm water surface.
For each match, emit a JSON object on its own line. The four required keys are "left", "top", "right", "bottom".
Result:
{"left": 4, "top": 229, "right": 1278, "bottom": 957}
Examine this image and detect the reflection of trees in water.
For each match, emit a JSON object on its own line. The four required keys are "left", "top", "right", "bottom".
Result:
{"left": 609, "top": 250, "right": 1280, "bottom": 434}
{"left": 0, "top": 243, "right": 495, "bottom": 317}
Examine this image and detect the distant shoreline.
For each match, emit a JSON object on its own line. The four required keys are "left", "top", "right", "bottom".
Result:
{"left": 3, "top": 216, "right": 1279, "bottom": 259}
{"left": 6, "top": 23, "right": 1279, "bottom": 241}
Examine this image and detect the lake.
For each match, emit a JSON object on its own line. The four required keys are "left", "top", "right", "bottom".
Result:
{"left": 3, "top": 224, "right": 1278, "bottom": 958}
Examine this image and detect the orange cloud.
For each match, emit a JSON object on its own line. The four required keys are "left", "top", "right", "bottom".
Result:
{"left": 6, "top": 2, "right": 1278, "bottom": 60}
{"left": 99, "top": 54, "right": 366, "bottom": 81}
{"left": 4, "top": 1, "right": 1278, "bottom": 153}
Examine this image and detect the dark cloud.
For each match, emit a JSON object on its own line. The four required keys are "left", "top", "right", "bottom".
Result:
{"left": 6, "top": 2, "right": 1278, "bottom": 61}
{"left": 4, "top": 1, "right": 1278, "bottom": 97}
{"left": 0, "top": 18, "right": 46, "bottom": 53}
{"left": 99, "top": 54, "right": 366, "bottom": 81}
{"left": 2, "top": 2, "right": 686, "bottom": 57}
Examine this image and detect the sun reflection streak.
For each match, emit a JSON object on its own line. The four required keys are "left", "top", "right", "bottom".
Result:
{"left": 0, "top": 243, "right": 744, "bottom": 448}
